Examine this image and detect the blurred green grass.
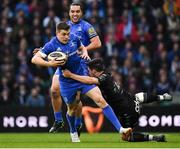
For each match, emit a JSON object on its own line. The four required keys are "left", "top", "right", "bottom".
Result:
{"left": 0, "top": 133, "right": 180, "bottom": 148}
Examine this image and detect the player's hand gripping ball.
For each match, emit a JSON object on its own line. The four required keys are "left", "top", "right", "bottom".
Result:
{"left": 47, "top": 51, "right": 68, "bottom": 63}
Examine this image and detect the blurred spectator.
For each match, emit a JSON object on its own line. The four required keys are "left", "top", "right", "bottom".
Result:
{"left": 141, "top": 67, "right": 153, "bottom": 91}
{"left": 13, "top": 17, "right": 29, "bottom": 43}
{"left": 173, "top": 69, "right": 180, "bottom": 92}
{"left": 14, "top": 84, "right": 28, "bottom": 106}
{"left": 0, "top": 89, "right": 11, "bottom": 105}
{"left": 166, "top": 12, "right": 180, "bottom": 31}
{"left": 128, "top": 74, "right": 138, "bottom": 94}
{"left": 15, "top": 0, "right": 30, "bottom": 18}
{"left": 43, "top": 9, "right": 60, "bottom": 32}
{"left": 104, "top": 27, "right": 117, "bottom": 57}
{"left": 168, "top": 42, "right": 180, "bottom": 64}
{"left": 119, "top": 58, "right": 134, "bottom": 77}
{"left": 119, "top": 41, "right": 138, "bottom": 63}
{"left": 163, "top": 0, "right": 179, "bottom": 15}
{"left": 29, "top": 0, "right": 41, "bottom": 14}
{"left": 25, "top": 87, "right": 45, "bottom": 107}
{"left": 85, "top": 0, "right": 105, "bottom": 20}
{"left": 115, "top": 9, "right": 139, "bottom": 43}
{"left": 156, "top": 68, "right": 171, "bottom": 94}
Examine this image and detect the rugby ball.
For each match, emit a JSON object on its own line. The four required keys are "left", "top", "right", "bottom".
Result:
{"left": 47, "top": 51, "right": 67, "bottom": 62}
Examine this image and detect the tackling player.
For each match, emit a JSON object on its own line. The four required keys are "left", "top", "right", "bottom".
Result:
{"left": 63, "top": 58, "right": 173, "bottom": 142}
{"left": 32, "top": 22, "right": 132, "bottom": 142}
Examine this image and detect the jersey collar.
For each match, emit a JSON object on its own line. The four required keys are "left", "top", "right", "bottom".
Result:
{"left": 70, "top": 19, "right": 82, "bottom": 24}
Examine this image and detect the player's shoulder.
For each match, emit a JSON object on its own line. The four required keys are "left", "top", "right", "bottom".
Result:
{"left": 49, "top": 37, "right": 57, "bottom": 44}
{"left": 43, "top": 37, "right": 55, "bottom": 46}
{"left": 80, "top": 19, "right": 93, "bottom": 26}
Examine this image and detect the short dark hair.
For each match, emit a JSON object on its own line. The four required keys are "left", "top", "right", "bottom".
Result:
{"left": 56, "top": 22, "right": 70, "bottom": 32}
{"left": 70, "top": 2, "right": 83, "bottom": 13}
{"left": 88, "top": 58, "right": 105, "bottom": 72}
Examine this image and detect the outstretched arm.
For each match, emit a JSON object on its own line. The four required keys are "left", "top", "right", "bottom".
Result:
{"left": 63, "top": 69, "right": 99, "bottom": 85}
{"left": 78, "top": 46, "right": 90, "bottom": 60}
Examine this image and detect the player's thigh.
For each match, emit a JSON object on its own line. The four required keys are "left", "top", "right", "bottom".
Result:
{"left": 85, "top": 86, "right": 107, "bottom": 105}
{"left": 51, "top": 74, "right": 60, "bottom": 93}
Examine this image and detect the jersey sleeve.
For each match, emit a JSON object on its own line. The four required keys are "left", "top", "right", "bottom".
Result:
{"left": 98, "top": 73, "right": 108, "bottom": 85}
{"left": 40, "top": 42, "right": 54, "bottom": 58}
{"left": 84, "top": 22, "right": 98, "bottom": 39}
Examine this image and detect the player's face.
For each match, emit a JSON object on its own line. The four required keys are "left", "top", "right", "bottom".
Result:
{"left": 56, "top": 29, "right": 70, "bottom": 44}
{"left": 69, "top": 5, "right": 82, "bottom": 23}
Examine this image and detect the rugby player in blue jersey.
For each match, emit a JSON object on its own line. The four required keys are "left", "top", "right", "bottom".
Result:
{"left": 33, "top": 2, "right": 101, "bottom": 135}
{"left": 32, "top": 22, "right": 132, "bottom": 142}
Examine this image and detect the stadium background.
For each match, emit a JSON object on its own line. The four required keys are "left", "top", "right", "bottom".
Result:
{"left": 0, "top": 0, "right": 180, "bottom": 134}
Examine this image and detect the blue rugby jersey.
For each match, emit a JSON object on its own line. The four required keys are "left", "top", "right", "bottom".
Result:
{"left": 67, "top": 19, "right": 97, "bottom": 46}
{"left": 40, "top": 34, "right": 88, "bottom": 83}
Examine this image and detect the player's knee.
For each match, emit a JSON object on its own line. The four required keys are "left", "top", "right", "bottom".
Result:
{"left": 50, "top": 85, "right": 60, "bottom": 99}
{"left": 95, "top": 96, "right": 107, "bottom": 108}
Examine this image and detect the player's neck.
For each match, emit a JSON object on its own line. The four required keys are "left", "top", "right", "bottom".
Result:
{"left": 71, "top": 19, "right": 82, "bottom": 24}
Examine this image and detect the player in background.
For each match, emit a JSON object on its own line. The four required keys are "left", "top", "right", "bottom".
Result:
{"left": 63, "top": 58, "right": 173, "bottom": 142}
{"left": 32, "top": 22, "right": 132, "bottom": 142}
{"left": 33, "top": 2, "right": 101, "bottom": 134}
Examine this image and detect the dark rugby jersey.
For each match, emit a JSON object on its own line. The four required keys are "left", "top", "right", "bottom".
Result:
{"left": 98, "top": 72, "right": 139, "bottom": 127}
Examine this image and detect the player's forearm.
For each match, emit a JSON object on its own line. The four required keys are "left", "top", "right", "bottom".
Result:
{"left": 31, "top": 55, "right": 50, "bottom": 67}
{"left": 70, "top": 74, "right": 98, "bottom": 84}
{"left": 86, "top": 36, "right": 101, "bottom": 51}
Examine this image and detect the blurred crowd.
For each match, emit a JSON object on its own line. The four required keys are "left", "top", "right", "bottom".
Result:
{"left": 0, "top": 0, "right": 180, "bottom": 107}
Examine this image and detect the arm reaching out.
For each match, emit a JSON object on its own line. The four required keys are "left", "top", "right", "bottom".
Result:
{"left": 78, "top": 46, "right": 90, "bottom": 60}
{"left": 63, "top": 69, "right": 99, "bottom": 85}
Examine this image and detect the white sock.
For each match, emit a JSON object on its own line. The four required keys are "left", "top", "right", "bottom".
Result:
{"left": 158, "top": 95, "right": 164, "bottom": 101}
{"left": 135, "top": 92, "right": 145, "bottom": 103}
{"left": 119, "top": 127, "right": 131, "bottom": 134}
{"left": 119, "top": 127, "right": 126, "bottom": 134}
{"left": 149, "top": 135, "right": 153, "bottom": 141}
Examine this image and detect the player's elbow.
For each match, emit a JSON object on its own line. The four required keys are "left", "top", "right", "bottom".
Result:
{"left": 31, "top": 57, "right": 35, "bottom": 64}
{"left": 96, "top": 39, "right": 102, "bottom": 48}
{"left": 31, "top": 56, "right": 36, "bottom": 64}
{"left": 93, "top": 37, "right": 102, "bottom": 49}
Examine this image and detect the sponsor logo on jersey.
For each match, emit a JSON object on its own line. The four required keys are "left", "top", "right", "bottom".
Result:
{"left": 88, "top": 27, "right": 96, "bottom": 36}
{"left": 77, "top": 26, "right": 82, "bottom": 31}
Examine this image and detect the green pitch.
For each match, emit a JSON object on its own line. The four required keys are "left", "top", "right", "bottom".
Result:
{"left": 0, "top": 133, "right": 180, "bottom": 148}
